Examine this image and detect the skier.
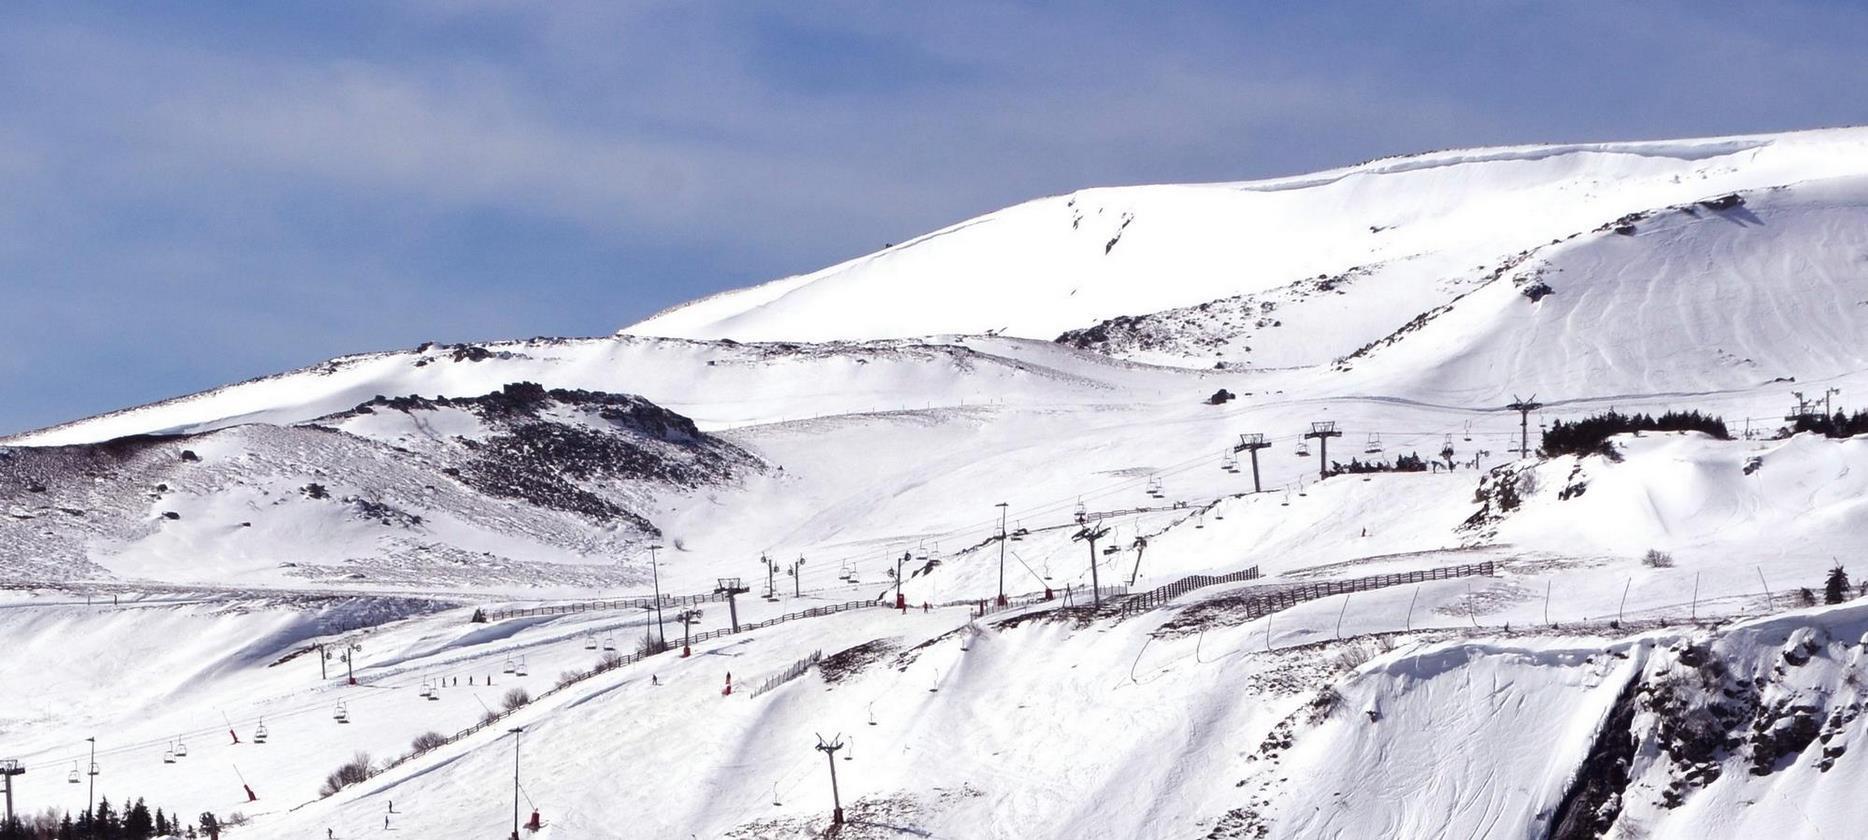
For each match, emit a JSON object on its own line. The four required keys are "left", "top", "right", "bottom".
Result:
{"left": 384, "top": 815, "right": 390, "bottom": 830}
{"left": 650, "top": 674, "right": 659, "bottom": 686}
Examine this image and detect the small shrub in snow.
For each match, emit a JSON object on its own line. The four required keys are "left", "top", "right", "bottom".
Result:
{"left": 502, "top": 687, "right": 531, "bottom": 711}
{"left": 1643, "top": 549, "right": 1675, "bottom": 568}
{"left": 319, "top": 752, "right": 373, "bottom": 797}
{"left": 481, "top": 709, "right": 501, "bottom": 726}
{"left": 557, "top": 670, "right": 583, "bottom": 689}
{"left": 409, "top": 731, "right": 448, "bottom": 754}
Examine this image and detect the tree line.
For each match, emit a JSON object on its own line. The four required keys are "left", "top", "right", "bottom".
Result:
{"left": 1540, "top": 410, "right": 1730, "bottom": 458}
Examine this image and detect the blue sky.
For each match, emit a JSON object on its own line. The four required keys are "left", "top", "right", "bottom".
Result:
{"left": 3, "top": 1, "right": 1866, "bottom": 435}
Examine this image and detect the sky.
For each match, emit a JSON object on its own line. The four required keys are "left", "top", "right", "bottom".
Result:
{"left": 2, "top": 1, "right": 1866, "bottom": 435}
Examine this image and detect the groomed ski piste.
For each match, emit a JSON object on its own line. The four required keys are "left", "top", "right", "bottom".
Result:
{"left": 4, "top": 126, "right": 1868, "bottom": 838}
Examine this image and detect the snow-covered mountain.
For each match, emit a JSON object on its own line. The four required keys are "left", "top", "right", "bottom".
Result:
{"left": 6, "top": 127, "right": 1868, "bottom": 840}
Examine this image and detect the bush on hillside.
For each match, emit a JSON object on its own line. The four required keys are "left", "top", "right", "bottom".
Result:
{"left": 320, "top": 752, "right": 373, "bottom": 797}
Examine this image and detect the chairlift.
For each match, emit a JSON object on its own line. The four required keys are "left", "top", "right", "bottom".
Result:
{"left": 1281, "top": 490, "right": 1291, "bottom": 507}
{"left": 162, "top": 747, "right": 176, "bottom": 765}
{"left": 1073, "top": 500, "right": 1088, "bottom": 523}
{"left": 1222, "top": 451, "right": 1240, "bottom": 473}
{"left": 1011, "top": 521, "right": 1027, "bottom": 541}
{"left": 1194, "top": 513, "right": 1205, "bottom": 529}
{"left": 1364, "top": 433, "right": 1383, "bottom": 454}
{"left": 1440, "top": 434, "right": 1456, "bottom": 461}
{"left": 254, "top": 720, "right": 269, "bottom": 744}
{"left": 838, "top": 560, "right": 854, "bottom": 583}
{"left": 419, "top": 679, "right": 433, "bottom": 700}
{"left": 172, "top": 738, "right": 188, "bottom": 758}
{"left": 584, "top": 634, "right": 597, "bottom": 651}
{"left": 515, "top": 656, "right": 529, "bottom": 677}
{"left": 502, "top": 658, "right": 516, "bottom": 675}
{"left": 844, "top": 736, "right": 854, "bottom": 761}
{"left": 847, "top": 562, "right": 860, "bottom": 584}
{"left": 68, "top": 763, "right": 80, "bottom": 784}
{"left": 602, "top": 633, "right": 617, "bottom": 652}
{"left": 333, "top": 701, "right": 350, "bottom": 724}
{"left": 1146, "top": 477, "right": 1164, "bottom": 498}
{"left": 868, "top": 702, "right": 877, "bottom": 726}
{"left": 1463, "top": 421, "right": 1473, "bottom": 442}
{"left": 1296, "top": 440, "right": 1311, "bottom": 457}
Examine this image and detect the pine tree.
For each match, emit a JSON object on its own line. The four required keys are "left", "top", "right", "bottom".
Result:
{"left": 125, "top": 798, "right": 153, "bottom": 839}
{"left": 156, "top": 809, "right": 170, "bottom": 838}
{"left": 1825, "top": 565, "right": 1851, "bottom": 605}
{"left": 59, "top": 814, "right": 75, "bottom": 840}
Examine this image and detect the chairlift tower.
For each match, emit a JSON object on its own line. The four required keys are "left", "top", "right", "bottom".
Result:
{"left": 759, "top": 554, "right": 780, "bottom": 601}
{"left": 675, "top": 609, "right": 702, "bottom": 657}
{"left": 1507, "top": 396, "right": 1544, "bottom": 458}
{"left": 814, "top": 734, "right": 847, "bottom": 826}
{"left": 787, "top": 556, "right": 805, "bottom": 597}
{"left": 995, "top": 502, "right": 1010, "bottom": 607}
{"left": 714, "top": 578, "right": 750, "bottom": 633}
{"left": 1, "top": 759, "right": 23, "bottom": 825}
{"left": 1072, "top": 522, "right": 1112, "bottom": 606}
{"left": 1303, "top": 422, "right": 1343, "bottom": 481}
{"left": 1233, "top": 433, "right": 1272, "bottom": 492}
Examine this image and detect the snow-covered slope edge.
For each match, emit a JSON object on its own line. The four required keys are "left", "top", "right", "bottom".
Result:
{"left": 624, "top": 127, "right": 1868, "bottom": 346}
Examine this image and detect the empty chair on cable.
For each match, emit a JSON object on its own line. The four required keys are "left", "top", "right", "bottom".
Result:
{"left": 1364, "top": 433, "right": 1383, "bottom": 454}
{"left": 333, "top": 701, "right": 350, "bottom": 724}
{"left": 254, "top": 720, "right": 269, "bottom": 743}
{"left": 172, "top": 737, "right": 188, "bottom": 758}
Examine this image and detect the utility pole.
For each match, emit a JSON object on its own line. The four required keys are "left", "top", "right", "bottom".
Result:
{"left": 1233, "top": 433, "right": 1272, "bottom": 493}
{"left": 647, "top": 543, "right": 666, "bottom": 647}
{"left": 1303, "top": 422, "right": 1343, "bottom": 481}
{"left": 814, "top": 734, "right": 846, "bottom": 826}
{"left": 1072, "top": 521, "right": 1111, "bottom": 606}
{"left": 760, "top": 553, "right": 779, "bottom": 601}
{"left": 1, "top": 759, "right": 22, "bottom": 826}
{"left": 788, "top": 557, "right": 804, "bottom": 597}
{"left": 508, "top": 727, "right": 523, "bottom": 840}
{"left": 1507, "top": 396, "right": 1544, "bottom": 458}
{"left": 995, "top": 502, "right": 1009, "bottom": 607}
{"left": 85, "top": 737, "right": 97, "bottom": 837}
{"left": 714, "top": 578, "right": 749, "bottom": 632}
